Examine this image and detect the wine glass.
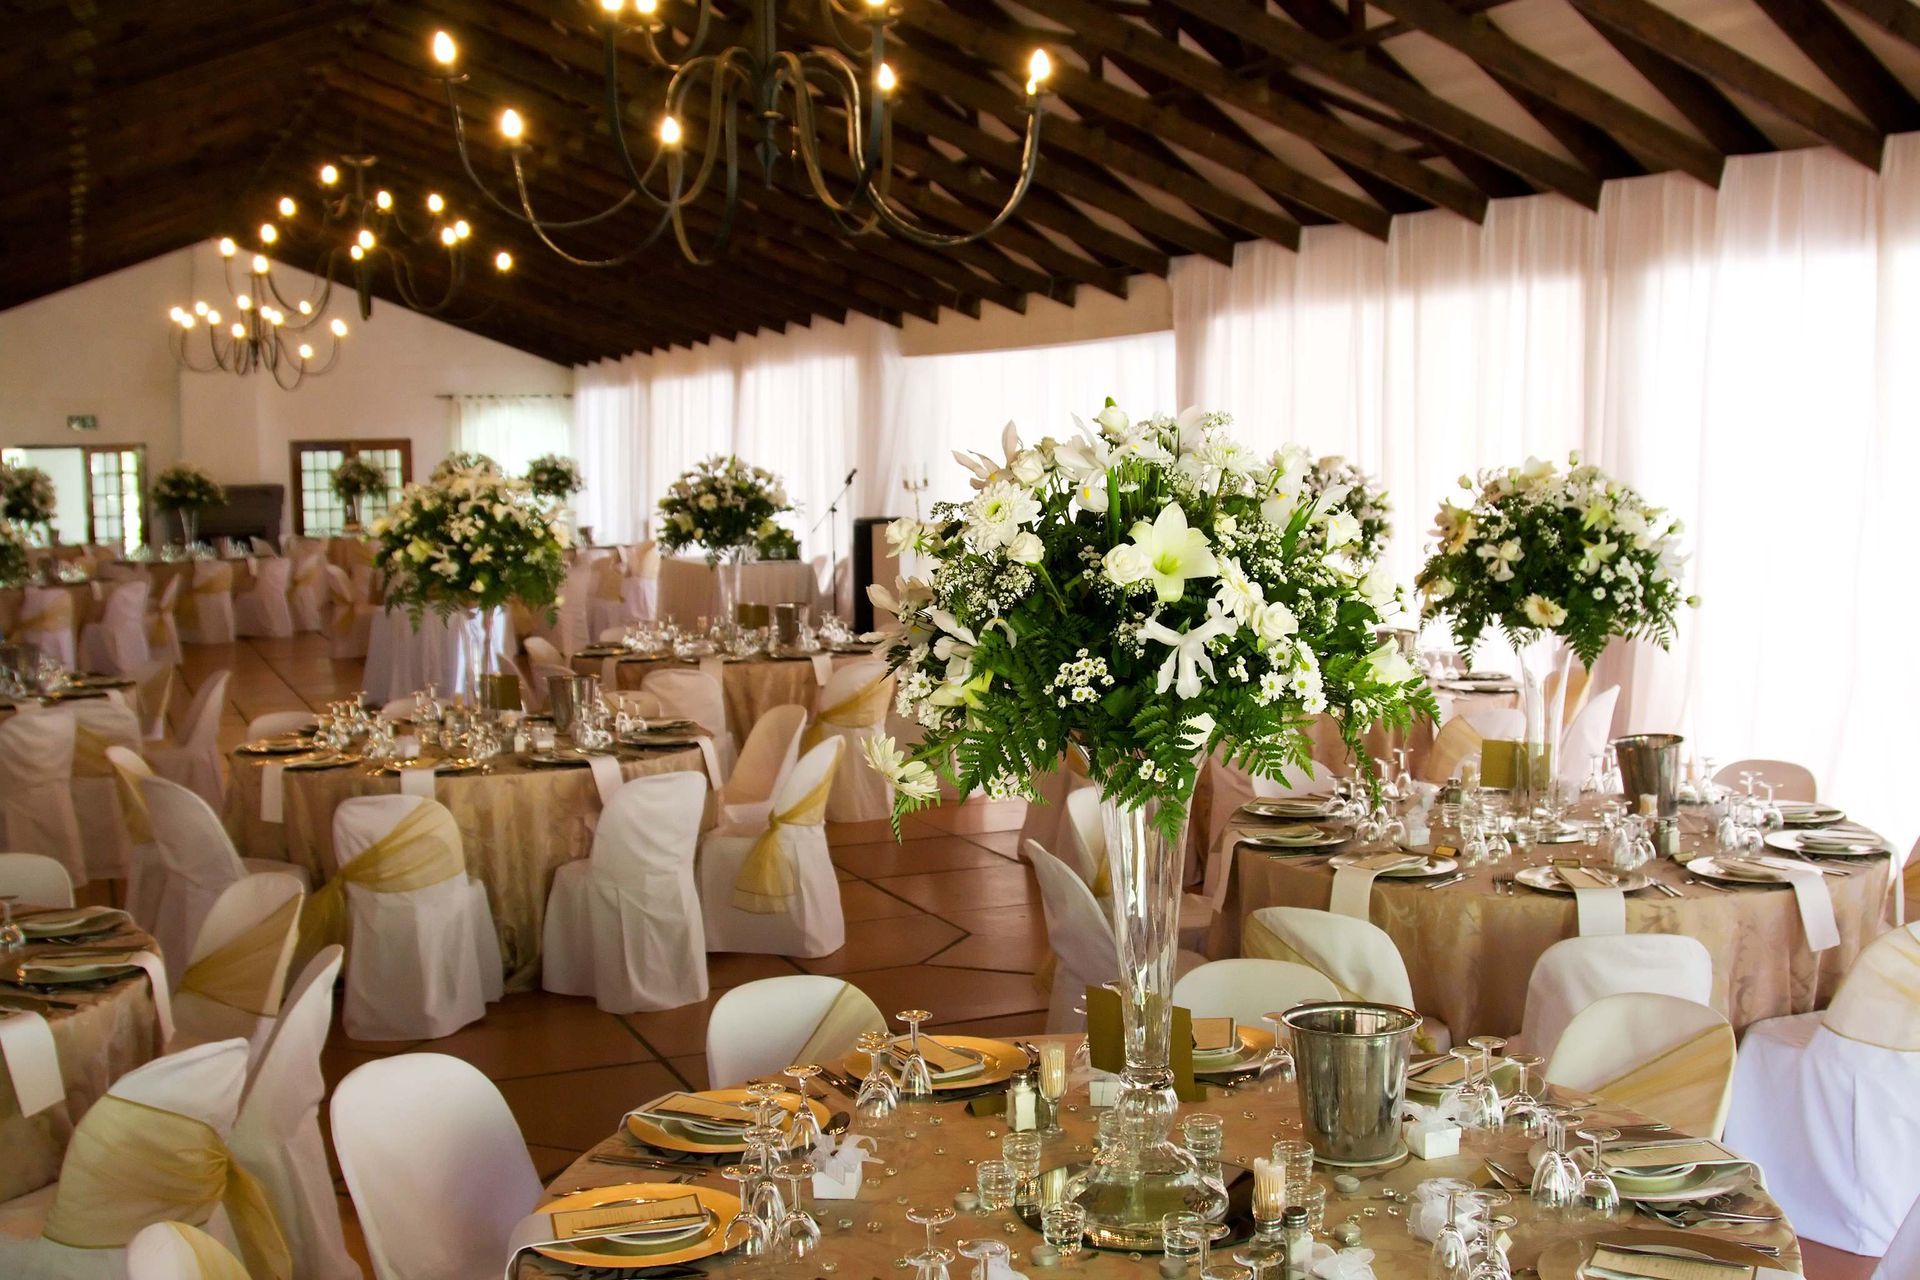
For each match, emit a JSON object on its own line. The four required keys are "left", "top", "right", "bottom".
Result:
{"left": 774, "top": 1160, "right": 822, "bottom": 1261}
{"left": 1530, "top": 1115, "right": 1582, "bottom": 1210}
{"left": 854, "top": 1030, "right": 899, "bottom": 1128}
{"left": 1465, "top": 1190, "right": 1514, "bottom": 1280}
{"left": 1253, "top": 1012, "right": 1295, "bottom": 1090}
{"left": 1501, "top": 1053, "right": 1547, "bottom": 1135}
{"left": 1467, "top": 1035, "right": 1506, "bottom": 1119}
{"left": 906, "top": 1206, "right": 956, "bottom": 1280}
{"left": 895, "top": 1009, "right": 935, "bottom": 1101}
{"left": 782, "top": 1064, "right": 825, "bottom": 1148}
{"left": 958, "top": 1239, "right": 1012, "bottom": 1280}
{"left": 1574, "top": 1127, "right": 1621, "bottom": 1218}
{"left": 1428, "top": 1187, "right": 1472, "bottom": 1280}
{"left": 719, "top": 1164, "right": 775, "bottom": 1260}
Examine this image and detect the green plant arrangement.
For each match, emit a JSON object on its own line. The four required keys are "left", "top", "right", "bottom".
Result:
{"left": 0, "top": 519, "right": 29, "bottom": 586}
{"left": 370, "top": 459, "right": 570, "bottom": 624}
{"left": 331, "top": 455, "right": 391, "bottom": 531}
{"left": 656, "top": 456, "right": 792, "bottom": 561}
{"left": 753, "top": 520, "right": 800, "bottom": 561}
{"left": 152, "top": 464, "right": 225, "bottom": 513}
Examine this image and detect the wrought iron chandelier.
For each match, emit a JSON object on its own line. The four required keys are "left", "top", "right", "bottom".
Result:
{"left": 426, "top": 0, "right": 1052, "bottom": 267}
{"left": 168, "top": 156, "right": 514, "bottom": 389}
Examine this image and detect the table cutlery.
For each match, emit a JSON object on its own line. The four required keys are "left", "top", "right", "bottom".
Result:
{"left": 1423, "top": 873, "right": 1468, "bottom": 891}
{"left": 1483, "top": 1159, "right": 1525, "bottom": 1190}
{"left": 1682, "top": 877, "right": 1729, "bottom": 893}
{"left": 0, "top": 992, "right": 80, "bottom": 1012}
{"left": 1649, "top": 881, "right": 1682, "bottom": 898}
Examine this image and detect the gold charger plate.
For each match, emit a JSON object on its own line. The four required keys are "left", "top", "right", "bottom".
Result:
{"left": 530, "top": 1182, "right": 742, "bottom": 1270}
{"left": 1192, "top": 1025, "right": 1276, "bottom": 1073}
{"left": 1535, "top": 1228, "right": 1776, "bottom": 1279}
{"left": 624, "top": 1088, "right": 828, "bottom": 1154}
{"left": 840, "top": 1034, "right": 1025, "bottom": 1093}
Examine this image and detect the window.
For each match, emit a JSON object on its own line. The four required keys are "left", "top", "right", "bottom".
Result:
{"left": 292, "top": 440, "right": 410, "bottom": 536}
{"left": 1, "top": 444, "right": 145, "bottom": 551}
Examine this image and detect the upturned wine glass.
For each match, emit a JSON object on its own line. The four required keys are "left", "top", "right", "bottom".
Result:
{"left": 1253, "top": 1011, "right": 1295, "bottom": 1090}
{"left": 1574, "top": 1127, "right": 1622, "bottom": 1218}
{"left": 774, "top": 1160, "right": 822, "bottom": 1260}
{"left": 895, "top": 1009, "right": 935, "bottom": 1100}
{"left": 853, "top": 1030, "right": 900, "bottom": 1128}
{"left": 905, "top": 1206, "right": 957, "bottom": 1280}
{"left": 781, "top": 1064, "right": 825, "bottom": 1148}
{"left": 1529, "top": 1115, "right": 1582, "bottom": 1210}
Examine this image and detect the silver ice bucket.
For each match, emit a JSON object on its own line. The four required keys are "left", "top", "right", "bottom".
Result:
{"left": 548, "top": 674, "right": 598, "bottom": 736}
{"left": 1282, "top": 1001, "right": 1419, "bottom": 1167}
{"left": 1612, "top": 733, "right": 1684, "bottom": 817}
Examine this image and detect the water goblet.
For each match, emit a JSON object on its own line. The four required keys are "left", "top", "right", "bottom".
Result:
{"left": 1001, "top": 1132, "right": 1043, "bottom": 1206}
{"left": 1162, "top": 1210, "right": 1206, "bottom": 1268}
{"left": 1254, "top": 1012, "right": 1294, "bottom": 1090}
{"left": 718, "top": 1164, "right": 774, "bottom": 1260}
{"left": 1040, "top": 1203, "right": 1087, "bottom": 1257}
{"left": 782, "top": 1064, "right": 825, "bottom": 1148}
{"left": 906, "top": 1206, "right": 957, "bottom": 1279}
{"left": 1574, "top": 1127, "right": 1621, "bottom": 1218}
{"left": 853, "top": 1031, "right": 899, "bottom": 1128}
{"left": 974, "top": 1160, "right": 1015, "bottom": 1213}
{"left": 958, "top": 1239, "right": 1012, "bottom": 1280}
{"left": 1529, "top": 1115, "right": 1582, "bottom": 1211}
{"left": 774, "top": 1160, "right": 822, "bottom": 1261}
{"left": 895, "top": 1009, "right": 936, "bottom": 1101}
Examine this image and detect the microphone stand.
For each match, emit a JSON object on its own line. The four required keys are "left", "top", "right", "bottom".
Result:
{"left": 811, "top": 469, "right": 857, "bottom": 617}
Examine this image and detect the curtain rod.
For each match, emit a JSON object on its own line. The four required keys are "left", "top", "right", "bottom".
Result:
{"left": 434, "top": 393, "right": 573, "bottom": 400}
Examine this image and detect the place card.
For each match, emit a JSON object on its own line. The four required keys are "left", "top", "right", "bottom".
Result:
{"left": 1191, "top": 1017, "right": 1237, "bottom": 1054}
{"left": 641, "top": 1092, "right": 755, "bottom": 1127}
{"left": 1584, "top": 1244, "right": 1753, "bottom": 1280}
{"left": 1602, "top": 1139, "right": 1739, "bottom": 1171}
{"left": 893, "top": 1037, "right": 981, "bottom": 1075}
{"left": 1087, "top": 986, "right": 1204, "bottom": 1102}
{"left": 549, "top": 1194, "right": 707, "bottom": 1241}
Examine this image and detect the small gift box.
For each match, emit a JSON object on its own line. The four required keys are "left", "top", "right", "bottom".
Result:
{"left": 1402, "top": 1103, "right": 1462, "bottom": 1160}
{"left": 808, "top": 1133, "right": 876, "bottom": 1200}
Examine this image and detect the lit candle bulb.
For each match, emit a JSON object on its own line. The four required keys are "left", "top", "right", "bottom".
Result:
{"left": 494, "top": 250, "right": 513, "bottom": 271}
{"left": 319, "top": 163, "right": 339, "bottom": 185}
{"left": 277, "top": 196, "right": 296, "bottom": 217}
{"left": 500, "top": 108, "right": 525, "bottom": 142}
{"left": 431, "top": 30, "right": 458, "bottom": 67}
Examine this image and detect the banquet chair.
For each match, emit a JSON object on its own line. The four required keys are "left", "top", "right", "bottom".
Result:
{"left": 1545, "top": 993, "right": 1735, "bottom": 1138}
{"left": 1171, "top": 958, "right": 1340, "bottom": 1031}
{"left": 177, "top": 561, "right": 237, "bottom": 646}
{"left": 129, "top": 657, "right": 175, "bottom": 740}
{"left": 1242, "top": 907, "right": 1451, "bottom": 1052}
{"left": 1508, "top": 933, "right": 1714, "bottom": 1062}
{"left": 145, "top": 574, "right": 184, "bottom": 666}
{"left": 0, "top": 852, "right": 74, "bottom": 907}
{"left": 1027, "top": 838, "right": 1131, "bottom": 1033}
{"left": 68, "top": 695, "right": 144, "bottom": 883}
{"left": 1876, "top": 1192, "right": 1920, "bottom": 1280}
{"left": 170, "top": 872, "right": 306, "bottom": 1060}
{"left": 249, "top": 537, "right": 277, "bottom": 557}
{"left": 1248, "top": 762, "right": 1338, "bottom": 800}
{"left": 624, "top": 541, "right": 661, "bottom": 621}
{"left": 141, "top": 774, "right": 309, "bottom": 985}
{"left": 147, "top": 669, "right": 229, "bottom": 808}
{"left": 287, "top": 551, "right": 328, "bottom": 633}
{"left": 0, "top": 1039, "right": 277, "bottom": 1280}
{"left": 211, "top": 537, "right": 234, "bottom": 557}
{"left": 1723, "top": 922, "right": 1920, "bottom": 1254}
{"left": 716, "top": 703, "right": 808, "bottom": 830}
{"left": 530, "top": 662, "right": 577, "bottom": 714}
{"left": 1066, "top": 787, "right": 1214, "bottom": 942}
{"left": 534, "top": 560, "right": 595, "bottom": 659}
{"left": 524, "top": 635, "right": 566, "bottom": 670}
{"left": 706, "top": 974, "right": 886, "bottom": 1085}
{"left": 642, "top": 667, "right": 737, "bottom": 775}
{"left": 1554, "top": 685, "right": 1620, "bottom": 787}
{"left": 542, "top": 772, "right": 710, "bottom": 1012}
{"left": 78, "top": 577, "right": 151, "bottom": 674}
{"left": 233, "top": 557, "right": 295, "bottom": 639}
{"left": 1712, "top": 758, "right": 1818, "bottom": 802}
{"left": 1420, "top": 717, "right": 1485, "bottom": 784}
{"left": 0, "top": 708, "right": 85, "bottom": 886}
{"left": 698, "top": 738, "right": 845, "bottom": 957}
{"left": 805, "top": 659, "right": 896, "bottom": 822}
{"left": 331, "top": 1053, "right": 541, "bottom": 1280}
{"left": 588, "top": 556, "right": 632, "bottom": 640}
{"left": 230, "top": 945, "right": 359, "bottom": 1280}
{"left": 1019, "top": 758, "right": 1092, "bottom": 885}
{"left": 323, "top": 565, "right": 374, "bottom": 660}
{"left": 126, "top": 1221, "right": 251, "bottom": 1280}
{"left": 107, "top": 747, "right": 166, "bottom": 926}
{"left": 16, "top": 586, "right": 78, "bottom": 669}
{"left": 319, "top": 795, "right": 501, "bottom": 1040}
{"left": 245, "top": 711, "right": 316, "bottom": 739}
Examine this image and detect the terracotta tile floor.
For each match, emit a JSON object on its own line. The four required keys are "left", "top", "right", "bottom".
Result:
{"left": 171, "top": 636, "right": 1876, "bottom": 1280}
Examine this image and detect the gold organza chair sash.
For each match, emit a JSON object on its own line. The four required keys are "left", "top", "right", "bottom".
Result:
{"left": 594, "top": 564, "right": 626, "bottom": 602}
{"left": 181, "top": 895, "right": 302, "bottom": 1017}
{"left": 327, "top": 581, "right": 360, "bottom": 637}
{"left": 1589, "top": 1025, "right": 1735, "bottom": 1136}
{"left": 1822, "top": 922, "right": 1920, "bottom": 1050}
{"left": 180, "top": 566, "right": 234, "bottom": 627}
{"left": 290, "top": 558, "right": 322, "bottom": 588}
{"left": 297, "top": 801, "right": 465, "bottom": 962}
{"left": 146, "top": 596, "right": 178, "bottom": 647}
{"left": 110, "top": 761, "right": 155, "bottom": 845}
{"left": 801, "top": 676, "right": 894, "bottom": 750}
{"left": 1242, "top": 918, "right": 1366, "bottom": 1002}
{"left": 732, "top": 769, "right": 837, "bottom": 914}
{"left": 72, "top": 724, "right": 118, "bottom": 778}
{"left": 17, "top": 593, "right": 73, "bottom": 634}
{"left": 43, "top": 1095, "right": 291, "bottom": 1280}
{"left": 795, "top": 984, "right": 885, "bottom": 1062}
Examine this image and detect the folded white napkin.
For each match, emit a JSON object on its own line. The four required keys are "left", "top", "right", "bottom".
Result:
{"left": 399, "top": 765, "right": 438, "bottom": 798}
{"left": 0, "top": 1009, "right": 63, "bottom": 1116}
{"left": 1554, "top": 865, "right": 1626, "bottom": 936}
{"left": 586, "top": 755, "right": 625, "bottom": 806}
{"left": 1328, "top": 853, "right": 1420, "bottom": 919}
{"left": 1309, "top": 1245, "right": 1376, "bottom": 1280}
{"left": 810, "top": 654, "right": 834, "bottom": 685}
{"left": 260, "top": 761, "right": 290, "bottom": 824}
{"left": 698, "top": 656, "right": 725, "bottom": 683}
{"left": 1406, "top": 1177, "right": 1481, "bottom": 1243}
{"left": 1729, "top": 856, "right": 1840, "bottom": 951}
{"left": 693, "top": 736, "right": 724, "bottom": 788}
{"left": 128, "top": 950, "right": 173, "bottom": 1044}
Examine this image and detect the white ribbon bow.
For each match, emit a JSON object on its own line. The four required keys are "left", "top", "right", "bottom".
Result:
{"left": 1141, "top": 607, "right": 1234, "bottom": 700}
{"left": 1407, "top": 1176, "right": 1481, "bottom": 1243}
{"left": 807, "top": 1133, "right": 879, "bottom": 1181}
{"left": 1310, "top": 1245, "right": 1377, "bottom": 1280}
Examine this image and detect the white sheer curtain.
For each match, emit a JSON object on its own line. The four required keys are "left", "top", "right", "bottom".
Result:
{"left": 448, "top": 395, "right": 573, "bottom": 477}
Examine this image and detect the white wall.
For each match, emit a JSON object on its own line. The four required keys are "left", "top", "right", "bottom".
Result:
{"left": 0, "top": 244, "right": 572, "bottom": 537}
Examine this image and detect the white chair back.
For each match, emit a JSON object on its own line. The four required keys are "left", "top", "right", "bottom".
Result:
{"left": 245, "top": 711, "right": 316, "bottom": 739}
{"left": 1242, "top": 906, "right": 1416, "bottom": 1006}
{"left": 184, "top": 872, "right": 304, "bottom": 973}
{"left": 99, "top": 577, "right": 150, "bottom": 627}
{"left": 706, "top": 975, "right": 884, "bottom": 1085}
{"left": 591, "top": 772, "right": 707, "bottom": 886}
{"left": 237, "top": 558, "right": 295, "bottom": 637}
{"left": 1248, "top": 762, "right": 1337, "bottom": 799}
{"left": 1822, "top": 920, "right": 1920, "bottom": 1051}
{"left": 1875, "top": 1190, "right": 1920, "bottom": 1280}
{"left": 773, "top": 736, "right": 841, "bottom": 809}
{"left": 1462, "top": 707, "right": 1525, "bottom": 739}
{"left": 18, "top": 586, "right": 78, "bottom": 667}
{"left": 814, "top": 658, "right": 885, "bottom": 709}
{"left": 179, "top": 670, "right": 230, "bottom": 756}
{"left": 1515, "top": 933, "right": 1714, "bottom": 1062}
{"left": 1556, "top": 685, "right": 1620, "bottom": 785}
{"left": 1024, "top": 837, "right": 1115, "bottom": 985}
{"left": 141, "top": 774, "right": 248, "bottom": 887}
{"left": 129, "top": 657, "right": 175, "bottom": 739}
{"left": 71, "top": 696, "right": 152, "bottom": 881}
{"left": 0, "top": 851, "right": 75, "bottom": 906}
{"left": 1546, "top": 992, "right": 1735, "bottom": 1137}
{"left": 250, "top": 537, "right": 276, "bottom": 557}
{"left": 127, "top": 1222, "right": 249, "bottom": 1280}
{"left": 1062, "top": 787, "right": 1107, "bottom": 889}
{"left": 719, "top": 704, "right": 808, "bottom": 815}
{"left": 524, "top": 636, "right": 564, "bottom": 669}
{"left": 331, "top": 1054, "right": 541, "bottom": 1280}
{"left": 641, "top": 667, "right": 729, "bottom": 739}
{"left": 1712, "top": 758, "right": 1817, "bottom": 802}
{"left": 0, "top": 708, "right": 84, "bottom": 882}
{"left": 1170, "top": 958, "right": 1340, "bottom": 1029}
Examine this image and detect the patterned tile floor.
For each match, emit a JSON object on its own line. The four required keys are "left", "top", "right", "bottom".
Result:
{"left": 168, "top": 636, "right": 1876, "bottom": 1279}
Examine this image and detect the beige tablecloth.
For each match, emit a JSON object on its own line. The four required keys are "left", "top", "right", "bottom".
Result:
{"left": 574, "top": 651, "right": 875, "bottom": 742}
{"left": 519, "top": 1035, "right": 1800, "bottom": 1279}
{"left": 0, "top": 921, "right": 165, "bottom": 1201}
{"left": 225, "top": 747, "right": 708, "bottom": 991}
{"left": 654, "top": 558, "right": 820, "bottom": 626}
{"left": 1212, "top": 813, "right": 1891, "bottom": 1038}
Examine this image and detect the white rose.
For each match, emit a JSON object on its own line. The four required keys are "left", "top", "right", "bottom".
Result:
{"left": 1102, "top": 542, "right": 1152, "bottom": 587}
{"left": 1095, "top": 404, "right": 1129, "bottom": 434}
{"left": 1362, "top": 563, "right": 1399, "bottom": 609}
{"left": 1323, "top": 510, "right": 1362, "bottom": 548}
{"left": 1007, "top": 531, "right": 1045, "bottom": 565}
{"left": 1254, "top": 600, "right": 1299, "bottom": 645}
{"left": 1010, "top": 450, "right": 1047, "bottom": 487}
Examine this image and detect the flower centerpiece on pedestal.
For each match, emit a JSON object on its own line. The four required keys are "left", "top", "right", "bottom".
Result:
{"left": 863, "top": 405, "right": 1431, "bottom": 1246}
{"left": 0, "top": 519, "right": 29, "bottom": 587}
{"left": 656, "top": 456, "right": 793, "bottom": 622}
{"left": 0, "top": 466, "right": 57, "bottom": 546}
{"left": 1303, "top": 456, "right": 1391, "bottom": 569}
{"left": 753, "top": 521, "right": 800, "bottom": 561}
{"left": 330, "top": 455, "right": 390, "bottom": 533}
{"left": 1415, "top": 454, "right": 1696, "bottom": 804}
{"left": 525, "top": 454, "right": 586, "bottom": 503}
{"left": 152, "top": 464, "right": 225, "bottom": 546}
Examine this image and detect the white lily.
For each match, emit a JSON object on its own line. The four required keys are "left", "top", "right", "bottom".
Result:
{"left": 1141, "top": 606, "right": 1235, "bottom": 699}
{"left": 1365, "top": 640, "right": 1418, "bottom": 686}
{"left": 1127, "top": 503, "right": 1218, "bottom": 604}
{"left": 1477, "top": 538, "right": 1523, "bottom": 582}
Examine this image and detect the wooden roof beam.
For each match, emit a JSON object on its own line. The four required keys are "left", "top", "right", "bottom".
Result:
{"left": 1583, "top": 22, "right": 1774, "bottom": 156}
{"left": 1748, "top": 0, "right": 1920, "bottom": 134}
{"left": 1832, "top": 0, "right": 1920, "bottom": 52}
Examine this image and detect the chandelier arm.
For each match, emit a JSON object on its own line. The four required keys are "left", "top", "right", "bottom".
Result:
{"left": 666, "top": 101, "right": 742, "bottom": 265}
{"left": 262, "top": 264, "right": 333, "bottom": 323}
{"left": 444, "top": 81, "right": 640, "bottom": 229}
{"left": 508, "top": 150, "right": 679, "bottom": 268}
{"left": 600, "top": 28, "right": 685, "bottom": 210}
{"left": 778, "top": 54, "right": 874, "bottom": 219}
{"left": 862, "top": 105, "right": 1045, "bottom": 247}
{"left": 812, "top": 0, "right": 877, "bottom": 57}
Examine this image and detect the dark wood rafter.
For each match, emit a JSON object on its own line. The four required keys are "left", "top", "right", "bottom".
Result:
{"left": 1749, "top": 0, "right": 1920, "bottom": 133}
{"left": 1583, "top": 21, "right": 1775, "bottom": 157}
{"left": 1831, "top": 0, "right": 1920, "bottom": 52}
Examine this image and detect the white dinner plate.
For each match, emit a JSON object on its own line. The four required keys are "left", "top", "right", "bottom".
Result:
{"left": 1764, "top": 830, "right": 1885, "bottom": 857}
{"left": 1776, "top": 803, "right": 1845, "bottom": 828}
{"left": 1683, "top": 855, "right": 1791, "bottom": 886}
{"left": 1328, "top": 852, "right": 1459, "bottom": 879}
{"left": 1514, "top": 865, "right": 1653, "bottom": 895}
{"left": 1525, "top": 1142, "right": 1758, "bottom": 1205}
{"left": 1240, "top": 825, "right": 1348, "bottom": 852}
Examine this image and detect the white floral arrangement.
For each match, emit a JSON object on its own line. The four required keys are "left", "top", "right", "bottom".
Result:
{"left": 525, "top": 454, "right": 585, "bottom": 500}
{"left": 371, "top": 461, "right": 570, "bottom": 621}
{"left": 1303, "top": 456, "right": 1391, "bottom": 569}
{"left": 152, "top": 464, "right": 225, "bottom": 513}
{"left": 431, "top": 451, "right": 502, "bottom": 483}
{"left": 864, "top": 404, "right": 1434, "bottom": 834}
{"left": 1416, "top": 454, "right": 1696, "bottom": 667}
{"left": 656, "top": 455, "right": 793, "bottom": 560}
{"left": 0, "top": 518, "right": 28, "bottom": 587}
{"left": 330, "top": 455, "right": 391, "bottom": 505}
{"left": 0, "top": 466, "right": 56, "bottom": 534}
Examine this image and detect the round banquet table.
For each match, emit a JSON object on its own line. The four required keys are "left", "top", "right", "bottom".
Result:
{"left": 1209, "top": 808, "right": 1893, "bottom": 1038}
{"left": 573, "top": 649, "right": 877, "bottom": 742}
{"left": 514, "top": 1035, "right": 1801, "bottom": 1279}
{"left": 654, "top": 557, "right": 820, "bottom": 626}
{"left": 224, "top": 745, "right": 708, "bottom": 991}
{"left": 0, "top": 918, "right": 166, "bottom": 1202}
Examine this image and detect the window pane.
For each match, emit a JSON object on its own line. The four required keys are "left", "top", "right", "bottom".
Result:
{"left": 299, "top": 447, "right": 347, "bottom": 536}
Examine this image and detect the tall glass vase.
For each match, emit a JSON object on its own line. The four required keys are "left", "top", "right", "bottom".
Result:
{"left": 1514, "top": 634, "right": 1572, "bottom": 824}
{"left": 179, "top": 509, "right": 198, "bottom": 548}
{"left": 714, "top": 546, "right": 747, "bottom": 630}
{"left": 1061, "top": 787, "right": 1228, "bottom": 1249}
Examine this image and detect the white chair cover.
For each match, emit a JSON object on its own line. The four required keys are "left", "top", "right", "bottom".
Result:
{"left": 287, "top": 552, "right": 327, "bottom": 634}
{"left": 1712, "top": 758, "right": 1818, "bottom": 802}
{"left": 1547, "top": 992, "right": 1735, "bottom": 1137}
{"left": 1025, "top": 838, "right": 1123, "bottom": 1033}
{"left": 245, "top": 711, "right": 316, "bottom": 739}
{"left": 1068, "top": 787, "right": 1213, "bottom": 943}
{"left": 1018, "top": 760, "right": 1090, "bottom": 881}
{"left": 231, "top": 947, "right": 359, "bottom": 1280}
{"left": 698, "top": 739, "right": 844, "bottom": 957}
{"left": 587, "top": 559, "right": 635, "bottom": 641}
{"left": 79, "top": 578, "right": 151, "bottom": 675}
{"left": 809, "top": 659, "right": 895, "bottom": 822}
{"left": 0, "top": 710, "right": 85, "bottom": 885}
{"left": 362, "top": 606, "right": 515, "bottom": 704}
{"left": 0, "top": 852, "right": 74, "bottom": 907}
{"left": 1876, "top": 1191, "right": 1920, "bottom": 1280}
{"left": 523, "top": 636, "right": 565, "bottom": 670}
{"left": 1724, "top": 922, "right": 1920, "bottom": 1255}
{"left": 127, "top": 1222, "right": 250, "bottom": 1280}
{"left": 249, "top": 538, "right": 276, "bottom": 558}
{"left": 130, "top": 658, "right": 175, "bottom": 740}
{"left": 0, "top": 1039, "right": 252, "bottom": 1280}
{"left": 1555, "top": 685, "right": 1620, "bottom": 786}
{"left": 1170, "top": 958, "right": 1340, "bottom": 1030}
{"left": 1248, "top": 762, "right": 1338, "bottom": 799}
{"left": 141, "top": 775, "right": 282, "bottom": 985}
{"left": 16, "top": 587, "right": 77, "bottom": 669}
{"left": 171, "top": 873, "right": 305, "bottom": 1060}
{"left": 705, "top": 975, "right": 885, "bottom": 1086}
{"left": 68, "top": 696, "right": 143, "bottom": 882}
{"left": 1063, "top": 787, "right": 1109, "bottom": 890}
{"left": 330, "top": 795, "right": 499, "bottom": 1041}
{"left": 322, "top": 567, "right": 373, "bottom": 660}
{"left": 717, "top": 704, "right": 807, "bottom": 830}
{"left": 1509, "top": 933, "right": 1715, "bottom": 1061}
{"left": 1241, "top": 906, "right": 1450, "bottom": 1050}
{"left": 234, "top": 558, "right": 294, "bottom": 639}
{"left": 331, "top": 1054, "right": 541, "bottom": 1280}
{"left": 146, "top": 575, "right": 184, "bottom": 667}
{"left": 642, "top": 667, "right": 736, "bottom": 774}
{"left": 533, "top": 561, "right": 594, "bottom": 659}
{"left": 147, "top": 670, "right": 229, "bottom": 809}
{"left": 541, "top": 772, "right": 710, "bottom": 1013}
{"left": 178, "top": 562, "right": 237, "bottom": 646}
